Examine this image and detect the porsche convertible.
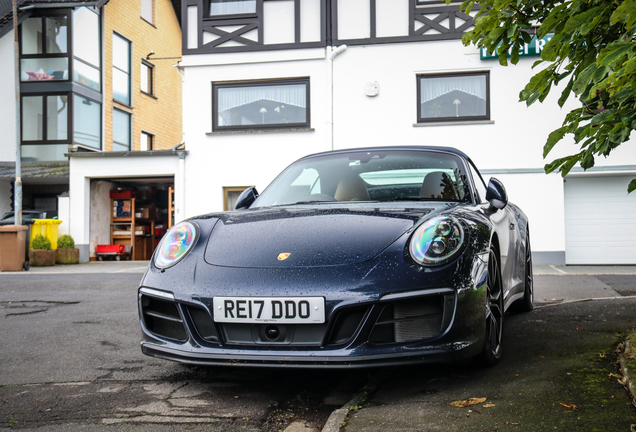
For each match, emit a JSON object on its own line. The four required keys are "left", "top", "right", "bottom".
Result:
{"left": 138, "top": 146, "right": 533, "bottom": 368}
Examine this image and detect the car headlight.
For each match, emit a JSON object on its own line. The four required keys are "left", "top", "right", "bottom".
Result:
{"left": 409, "top": 216, "right": 464, "bottom": 266}
{"left": 154, "top": 221, "right": 199, "bottom": 269}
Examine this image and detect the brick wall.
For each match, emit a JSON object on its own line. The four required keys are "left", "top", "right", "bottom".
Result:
{"left": 103, "top": 0, "right": 182, "bottom": 152}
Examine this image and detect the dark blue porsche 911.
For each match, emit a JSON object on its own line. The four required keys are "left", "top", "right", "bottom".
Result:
{"left": 138, "top": 146, "right": 533, "bottom": 368}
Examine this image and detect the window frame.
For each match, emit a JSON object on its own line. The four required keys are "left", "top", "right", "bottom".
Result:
{"left": 112, "top": 107, "right": 132, "bottom": 152}
{"left": 21, "top": 93, "right": 71, "bottom": 145}
{"left": 112, "top": 32, "right": 132, "bottom": 106}
{"left": 141, "top": 0, "right": 154, "bottom": 25}
{"left": 140, "top": 130, "right": 155, "bottom": 151}
{"left": 223, "top": 186, "right": 252, "bottom": 211}
{"left": 72, "top": 6, "right": 101, "bottom": 91}
{"left": 19, "top": 10, "right": 71, "bottom": 83}
{"left": 212, "top": 78, "right": 311, "bottom": 132}
{"left": 204, "top": 0, "right": 257, "bottom": 19}
{"left": 416, "top": 71, "right": 490, "bottom": 124}
{"left": 140, "top": 59, "right": 155, "bottom": 96}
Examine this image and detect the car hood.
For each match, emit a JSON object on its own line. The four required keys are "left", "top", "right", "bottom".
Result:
{"left": 203, "top": 204, "right": 450, "bottom": 268}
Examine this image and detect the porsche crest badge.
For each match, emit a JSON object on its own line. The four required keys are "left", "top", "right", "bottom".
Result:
{"left": 277, "top": 253, "right": 291, "bottom": 261}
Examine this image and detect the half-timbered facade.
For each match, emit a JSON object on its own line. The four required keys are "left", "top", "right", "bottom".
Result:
{"left": 176, "top": 0, "right": 636, "bottom": 265}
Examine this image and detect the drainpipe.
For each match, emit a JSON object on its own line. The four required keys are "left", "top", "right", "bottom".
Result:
{"left": 326, "top": 45, "right": 347, "bottom": 151}
{"left": 13, "top": 0, "right": 21, "bottom": 225}
{"left": 173, "top": 62, "right": 186, "bottom": 222}
{"left": 176, "top": 150, "right": 186, "bottom": 223}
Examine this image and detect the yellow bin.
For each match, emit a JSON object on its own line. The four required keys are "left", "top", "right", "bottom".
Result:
{"left": 30, "top": 219, "right": 63, "bottom": 250}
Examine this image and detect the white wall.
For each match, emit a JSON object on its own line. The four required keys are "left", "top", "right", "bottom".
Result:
{"left": 69, "top": 155, "right": 182, "bottom": 261}
{"left": 0, "top": 32, "right": 17, "bottom": 162}
{"left": 57, "top": 194, "right": 70, "bottom": 236}
{"left": 181, "top": 49, "right": 331, "bottom": 219}
{"left": 180, "top": 39, "right": 636, "bottom": 260}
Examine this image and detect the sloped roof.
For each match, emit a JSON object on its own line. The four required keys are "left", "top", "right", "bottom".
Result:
{"left": 0, "top": 161, "right": 69, "bottom": 181}
{"left": 0, "top": 1, "right": 180, "bottom": 39}
{"left": 0, "top": 1, "right": 110, "bottom": 38}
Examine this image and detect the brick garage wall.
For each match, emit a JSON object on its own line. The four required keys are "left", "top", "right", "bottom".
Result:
{"left": 103, "top": 0, "right": 182, "bottom": 151}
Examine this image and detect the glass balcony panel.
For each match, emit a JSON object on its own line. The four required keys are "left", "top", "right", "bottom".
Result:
{"left": 21, "top": 144, "right": 68, "bottom": 162}
{"left": 22, "top": 18, "right": 42, "bottom": 55}
{"left": 73, "top": 7, "right": 100, "bottom": 66}
{"left": 20, "top": 58, "right": 68, "bottom": 81}
{"left": 22, "top": 96, "right": 43, "bottom": 141}
{"left": 73, "top": 59, "right": 101, "bottom": 91}
{"left": 46, "top": 96, "right": 68, "bottom": 140}
{"left": 45, "top": 16, "right": 68, "bottom": 53}
{"left": 73, "top": 95, "right": 101, "bottom": 149}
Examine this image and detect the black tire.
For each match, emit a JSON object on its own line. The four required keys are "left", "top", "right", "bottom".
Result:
{"left": 519, "top": 230, "right": 534, "bottom": 312}
{"left": 478, "top": 247, "right": 504, "bottom": 366}
{"left": 23, "top": 261, "right": 30, "bottom": 271}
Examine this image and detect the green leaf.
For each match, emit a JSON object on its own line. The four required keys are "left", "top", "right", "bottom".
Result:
{"left": 610, "top": 0, "right": 636, "bottom": 26}
{"left": 541, "top": 32, "right": 565, "bottom": 62}
{"left": 563, "top": 6, "right": 604, "bottom": 35}
{"left": 598, "top": 44, "right": 633, "bottom": 67}
{"left": 590, "top": 109, "right": 614, "bottom": 126}
{"left": 521, "top": 31, "right": 532, "bottom": 44}
{"left": 628, "top": 179, "right": 636, "bottom": 194}
{"left": 538, "top": 4, "right": 569, "bottom": 39}
{"left": 544, "top": 126, "right": 569, "bottom": 157}
{"left": 572, "top": 63, "right": 597, "bottom": 95}
{"left": 558, "top": 78, "right": 574, "bottom": 108}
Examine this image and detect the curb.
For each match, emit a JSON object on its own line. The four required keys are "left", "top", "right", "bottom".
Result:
{"left": 618, "top": 332, "right": 636, "bottom": 409}
{"left": 321, "top": 369, "right": 391, "bottom": 432}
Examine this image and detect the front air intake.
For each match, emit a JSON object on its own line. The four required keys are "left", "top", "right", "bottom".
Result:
{"left": 369, "top": 295, "right": 446, "bottom": 344}
{"left": 140, "top": 295, "right": 188, "bottom": 342}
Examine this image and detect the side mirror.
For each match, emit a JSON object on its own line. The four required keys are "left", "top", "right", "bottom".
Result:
{"left": 234, "top": 187, "right": 259, "bottom": 210}
{"left": 485, "top": 178, "right": 508, "bottom": 210}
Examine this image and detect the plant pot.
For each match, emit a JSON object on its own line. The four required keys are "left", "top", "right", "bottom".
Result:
{"left": 55, "top": 248, "right": 79, "bottom": 264}
{"left": 29, "top": 249, "right": 56, "bottom": 267}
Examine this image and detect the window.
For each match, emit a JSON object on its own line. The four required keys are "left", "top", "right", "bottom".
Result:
{"left": 224, "top": 186, "right": 252, "bottom": 211}
{"left": 417, "top": 72, "right": 489, "bottom": 123}
{"left": 141, "top": 0, "right": 154, "bottom": 24}
{"left": 213, "top": 78, "right": 310, "bottom": 131}
{"left": 73, "top": 7, "right": 101, "bottom": 91}
{"left": 141, "top": 60, "right": 154, "bottom": 95}
{"left": 208, "top": 0, "right": 256, "bottom": 17}
{"left": 21, "top": 95, "right": 69, "bottom": 142}
{"left": 113, "top": 109, "right": 131, "bottom": 151}
{"left": 74, "top": 95, "right": 101, "bottom": 149}
{"left": 141, "top": 131, "right": 154, "bottom": 151}
{"left": 113, "top": 33, "right": 131, "bottom": 105}
{"left": 20, "top": 14, "right": 69, "bottom": 82}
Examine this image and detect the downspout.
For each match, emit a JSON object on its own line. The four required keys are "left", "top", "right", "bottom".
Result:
{"left": 13, "top": 0, "right": 22, "bottom": 225}
{"left": 173, "top": 62, "right": 186, "bottom": 223}
{"left": 326, "top": 45, "right": 347, "bottom": 151}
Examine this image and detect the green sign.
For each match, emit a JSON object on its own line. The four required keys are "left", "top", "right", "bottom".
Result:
{"left": 480, "top": 34, "right": 553, "bottom": 60}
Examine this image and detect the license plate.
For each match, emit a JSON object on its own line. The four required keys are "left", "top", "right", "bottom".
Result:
{"left": 213, "top": 296, "right": 325, "bottom": 324}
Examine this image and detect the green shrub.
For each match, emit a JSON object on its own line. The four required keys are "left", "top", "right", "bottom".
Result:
{"left": 31, "top": 234, "right": 52, "bottom": 250}
{"left": 57, "top": 234, "right": 75, "bottom": 249}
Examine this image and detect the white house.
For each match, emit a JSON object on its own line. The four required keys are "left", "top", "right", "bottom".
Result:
{"left": 173, "top": 0, "right": 636, "bottom": 266}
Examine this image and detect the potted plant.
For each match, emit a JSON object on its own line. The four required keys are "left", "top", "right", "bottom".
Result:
{"left": 55, "top": 234, "right": 79, "bottom": 264}
{"left": 29, "top": 234, "right": 55, "bottom": 267}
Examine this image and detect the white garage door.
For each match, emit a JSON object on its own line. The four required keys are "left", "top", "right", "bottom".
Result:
{"left": 564, "top": 175, "right": 636, "bottom": 264}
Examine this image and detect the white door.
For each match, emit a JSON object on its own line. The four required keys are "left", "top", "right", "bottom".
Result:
{"left": 564, "top": 175, "right": 636, "bottom": 264}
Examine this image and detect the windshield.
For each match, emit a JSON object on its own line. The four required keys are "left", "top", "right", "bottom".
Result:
{"left": 252, "top": 149, "right": 471, "bottom": 208}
